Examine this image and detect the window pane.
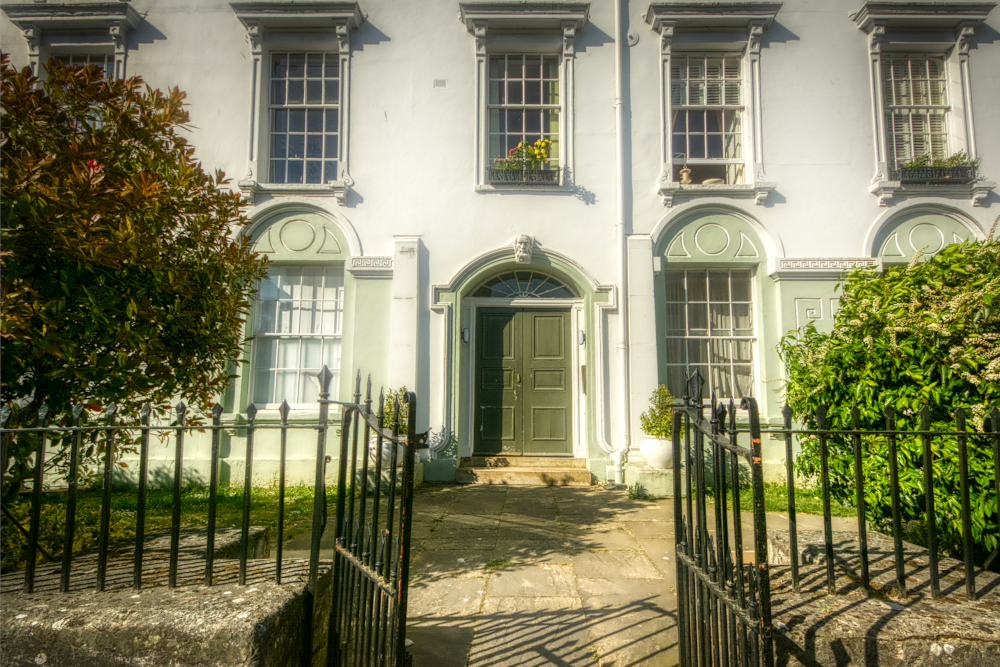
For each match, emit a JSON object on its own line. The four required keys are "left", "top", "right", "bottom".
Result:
{"left": 709, "top": 272, "right": 730, "bottom": 301}
{"left": 688, "top": 339, "right": 709, "bottom": 364}
{"left": 665, "top": 303, "right": 686, "bottom": 336}
{"left": 277, "top": 338, "right": 299, "bottom": 368}
{"left": 664, "top": 271, "right": 685, "bottom": 301}
{"left": 710, "top": 304, "right": 731, "bottom": 335}
{"left": 687, "top": 271, "right": 707, "bottom": 301}
{"left": 665, "top": 338, "right": 686, "bottom": 362}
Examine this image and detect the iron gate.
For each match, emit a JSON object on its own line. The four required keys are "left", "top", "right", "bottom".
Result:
{"left": 327, "top": 373, "right": 423, "bottom": 667}
{"left": 671, "top": 372, "right": 773, "bottom": 667}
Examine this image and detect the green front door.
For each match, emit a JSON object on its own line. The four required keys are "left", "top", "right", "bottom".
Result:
{"left": 474, "top": 308, "right": 573, "bottom": 456}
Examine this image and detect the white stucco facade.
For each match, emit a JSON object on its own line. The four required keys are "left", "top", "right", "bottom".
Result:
{"left": 3, "top": 0, "right": 998, "bottom": 486}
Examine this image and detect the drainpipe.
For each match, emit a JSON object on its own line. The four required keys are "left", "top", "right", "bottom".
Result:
{"left": 611, "top": 0, "right": 630, "bottom": 484}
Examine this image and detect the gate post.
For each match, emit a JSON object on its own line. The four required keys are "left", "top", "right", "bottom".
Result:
{"left": 394, "top": 392, "right": 417, "bottom": 667}
{"left": 742, "top": 397, "right": 773, "bottom": 667}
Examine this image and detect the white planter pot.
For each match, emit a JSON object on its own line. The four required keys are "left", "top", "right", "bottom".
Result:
{"left": 639, "top": 436, "right": 673, "bottom": 470}
{"left": 369, "top": 437, "right": 406, "bottom": 467}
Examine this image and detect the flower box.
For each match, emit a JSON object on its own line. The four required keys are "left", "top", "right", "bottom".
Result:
{"left": 488, "top": 168, "right": 559, "bottom": 185}
{"left": 890, "top": 166, "right": 977, "bottom": 184}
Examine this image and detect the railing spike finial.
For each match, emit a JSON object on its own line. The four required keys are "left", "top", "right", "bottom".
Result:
{"left": 37, "top": 402, "right": 49, "bottom": 422}
{"left": 139, "top": 403, "right": 150, "bottom": 418}
{"left": 107, "top": 402, "right": 118, "bottom": 418}
{"left": 354, "top": 369, "right": 362, "bottom": 403}
{"left": 212, "top": 402, "right": 224, "bottom": 418}
{"left": 689, "top": 369, "right": 704, "bottom": 404}
{"left": 72, "top": 402, "right": 85, "bottom": 420}
{"left": 992, "top": 406, "right": 1000, "bottom": 424}
{"left": 246, "top": 403, "right": 258, "bottom": 420}
{"left": 782, "top": 404, "right": 793, "bottom": 421}
{"left": 279, "top": 400, "right": 290, "bottom": 422}
{"left": 317, "top": 366, "right": 334, "bottom": 395}
{"left": 728, "top": 398, "right": 736, "bottom": 431}
{"left": 816, "top": 404, "right": 828, "bottom": 422}
{"left": 175, "top": 402, "right": 187, "bottom": 422}
{"left": 0, "top": 403, "right": 10, "bottom": 427}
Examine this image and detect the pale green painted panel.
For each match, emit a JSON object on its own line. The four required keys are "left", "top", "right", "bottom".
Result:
{"left": 874, "top": 212, "right": 973, "bottom": 263}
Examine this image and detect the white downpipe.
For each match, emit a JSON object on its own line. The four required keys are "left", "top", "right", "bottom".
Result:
{"left": 612, "top": 0, "right": 630, "bottom": 484}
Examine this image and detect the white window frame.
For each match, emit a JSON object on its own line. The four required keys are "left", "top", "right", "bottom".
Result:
{"left": 645, "top": 3, "right": 781, "bottom": 208}
{"left": 231, "top": 2, "right": 364, "bottom": 206}
{"left": 2, "top": 2, "right": 140, "bottom": 80}
{"left": 662, "top": 268, "right": 757, "bottom": 402}
{"left": 670, "top": 53, "right": 746, "bottom": 186}
{"left": 487, "top": 53, "right": 563, "bottom": 174}
{"left": 458, "top": 2, "right": 590, "bottom": 193}
{"left": 852, "top": 1, "right": 996, "bottom": 206}
{"left": 251, "top": 265, "right": 346, "bottom": 409}
{"left": 882, "top": 53, "right": 951, "bottom": 169}
{"left": 266, "top": 51, "right": 343, "bottom": 187}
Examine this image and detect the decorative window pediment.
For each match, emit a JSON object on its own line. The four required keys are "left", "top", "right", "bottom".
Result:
{"left": 459, "top": 2, "right": 590, "bottom": 192}
{"left": 231, "top": 1, "right": 365, "bottom": 206}
{"left": 851, "top": 1, "right": 997, "bottom": 206}
{"left": 458, "top": 2, "right": 590, "bottom": 33}
{"left": 645, "top": 3, "right": 782, "bottom": 207}
{"left": 2, "top": 0, "right": 141, "bottom": 79}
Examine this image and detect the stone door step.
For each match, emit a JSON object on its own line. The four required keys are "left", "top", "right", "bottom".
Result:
{"left": 456, "top": 464, "right": 592, "bottom": 487}
{"left": 461, "top": 456, "right": 588, "bottom": 469}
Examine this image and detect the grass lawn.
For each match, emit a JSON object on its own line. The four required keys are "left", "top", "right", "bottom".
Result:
{"left": 706, "top": 482, "right": 857, "bottom": 518}
{"left": 1, "top": 483, "right": 335, "bottom": 571}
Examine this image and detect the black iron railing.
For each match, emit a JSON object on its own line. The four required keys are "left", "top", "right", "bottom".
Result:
{"left": 0, "top": 367, "right": 421, "bottom": 666}
{"left": 890, "top": 165, "right": 977, "bottom": 184}
{"left": 771, "top": 404, "right": 1000, "bottom": 602}
{"left": 672, "top": 370, "right": 1000, "bottom": 667}
{"left": 672, "top": 372, "right": 774, "bottom": 667}
{"left": 488, "top": 167, "right": 559, "bottom": 185}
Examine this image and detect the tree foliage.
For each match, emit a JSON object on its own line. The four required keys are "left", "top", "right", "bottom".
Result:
{"left": 779, "top": 228, "right": 1000, "bottom": 558}
{"left": 0, "top": 55, "right": 267, "bottom": 497}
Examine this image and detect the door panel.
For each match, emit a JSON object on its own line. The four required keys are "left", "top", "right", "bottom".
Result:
{"left": 522, "top": 310, "right": 572, "bottom": 455}
{"left": 474, "top": 309, "right": 519, "bottom": 455}
{"left": 474, "top": 308, "right": 572, "bottom": 456}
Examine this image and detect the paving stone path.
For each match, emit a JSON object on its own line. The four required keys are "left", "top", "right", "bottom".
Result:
{"left": 400, "top": 484, "right": 677, "bottom": 667}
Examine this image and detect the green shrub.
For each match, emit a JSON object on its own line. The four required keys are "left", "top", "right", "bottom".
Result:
{"left": 639, "top": 385, "right": 676, "bottom": 439}
{"left": 779, "top": 229, "right": 1000, "bottom": 561}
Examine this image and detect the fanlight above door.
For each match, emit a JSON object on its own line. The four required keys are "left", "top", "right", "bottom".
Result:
{"left": 472, "top": 271, "right": 577, "bottom": 299}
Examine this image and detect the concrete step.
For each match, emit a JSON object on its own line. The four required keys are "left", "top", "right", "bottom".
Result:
{"left": 455, "top": 465, "right": 592, "bottom": 487}
{"left": 461, "top": 456, "right": 588, "bottom": 469}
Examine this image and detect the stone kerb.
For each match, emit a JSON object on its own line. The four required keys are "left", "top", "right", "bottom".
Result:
{"left": 0, "top": 528, "right": 335, "bottom": 667}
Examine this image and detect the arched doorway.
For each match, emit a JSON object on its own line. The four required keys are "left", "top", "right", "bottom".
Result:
{"left": 469, "top": 271, "right": 580, "bottom": 456}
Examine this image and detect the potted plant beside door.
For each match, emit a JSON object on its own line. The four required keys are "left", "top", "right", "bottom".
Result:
{"left": 638, "top": 385, "right": 676, "bottom": 469}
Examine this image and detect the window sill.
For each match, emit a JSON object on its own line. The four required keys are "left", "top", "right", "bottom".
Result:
{"left": 870, "top": 177, "right": 996, "bottom": 207}
{"left": 658, "top": 181, "right": 776, "bottom": 207}
{"left": 475, "top": 183, "right": 574, "bottom": 194}
{"left": 238, "top": 178, "right": 351, "bottom": 205}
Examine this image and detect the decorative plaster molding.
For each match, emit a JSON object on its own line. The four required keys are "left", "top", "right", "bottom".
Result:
{"left": 347, "top": 256, "right": 393, "bottom": 278}
{"left": 774, "top": 257, "right": 882, "bottom": 280}
{"left": 958, "top": 23, "right": 976, "bottom": 54}
{"left": 513, "top": 235, "right": 534, "bottom": 264}
{"left": 659, "top": 182, "right": 777, "bottom": 207}
{"left": 239, "top": 180, "right": 351, "bottom": 205}
{"left": 748, "top": 22, "right": 764, "bottom": 54}
{"left": 869, "top": 23, "right": 885, "bottom": 54}
{"left": 870, "top": 179, "right": 997, "bottom": 207}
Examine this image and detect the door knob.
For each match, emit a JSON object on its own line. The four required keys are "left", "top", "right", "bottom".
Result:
{"left": 517, "top": 373, "right": 521, "bottom": 384}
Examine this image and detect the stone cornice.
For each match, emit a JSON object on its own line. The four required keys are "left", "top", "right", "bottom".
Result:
{"left": 2, "top": 1, "right": 141, "bottom": 33}
{"left": 644, "top": 2, "right": 782, "bottom": 31}
{"left": 458, "top": 2, "right": 591, "bottom": 32}
{"left": 230, "top": 1, "right": 364, "bottom": 30}
{"left": 850, "top": 2, "right": 995, "bottom": 32}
